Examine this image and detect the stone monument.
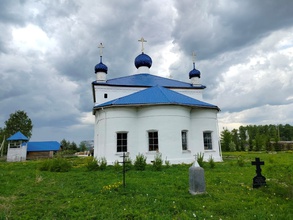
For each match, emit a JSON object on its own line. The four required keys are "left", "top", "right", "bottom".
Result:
{"left": 189, "top": 155, "right": 206, "bottom": 195}
{"left": 251, "top": 157, "right": 266, "bottom": 188}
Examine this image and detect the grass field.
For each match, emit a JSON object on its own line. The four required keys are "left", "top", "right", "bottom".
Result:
{"left": 0, "top": 152, "right": 292, "bottom": 219}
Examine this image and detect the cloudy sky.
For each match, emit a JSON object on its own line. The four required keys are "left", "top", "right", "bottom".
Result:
{"left": 1, "top": 0, "right": 293, "bottom": 144}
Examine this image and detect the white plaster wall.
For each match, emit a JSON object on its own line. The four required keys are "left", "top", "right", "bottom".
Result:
{"left": 173, "top": 89, "right": 203, "bottom": 101}
{"left": 136, "top": 105, "right": 193, "bottom": 164}
{"left": 94, "top": 86, "right": 145, "bottom": 105}
{"left": 7, "top": 144, "right": 27, "bottom": 162}
{"left": 94, "top": 85, "right": 204, "bottom": 106}
{"left": 190, "top": 109, "right": 222, "bottom": 162}
{"left": 94, "top": 105, "right": 222, "bottom": 164}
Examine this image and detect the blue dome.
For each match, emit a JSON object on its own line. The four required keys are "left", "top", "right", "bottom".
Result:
{"left": 134, "top": 53, "right": 152, "bottom": 69}
{"left": 95, "top": 62, "right": 108, "bottom": 74}
{"left": 189, "top": 68, "right": 200, "bottom": 79}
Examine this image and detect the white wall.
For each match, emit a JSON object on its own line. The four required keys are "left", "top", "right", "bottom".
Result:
{"left": 7, "top": 143, "right": 27, "bottom": 162}
{"left": 94, "top": 105, "right": 222, "bottom": 164}
{"left": 94, "top": 85, "right": 204, "bottom": 106}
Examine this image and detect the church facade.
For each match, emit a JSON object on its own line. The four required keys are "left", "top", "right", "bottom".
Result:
{"left": 91, "top": 41, "right": 222, "bottom": 164}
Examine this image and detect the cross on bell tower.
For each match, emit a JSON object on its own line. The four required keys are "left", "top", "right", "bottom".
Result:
{"left": 192, "top": 51, "right": 196, "bottom": 69}
{"left": 98, "top": 43, "right": 104, "bottom": 56}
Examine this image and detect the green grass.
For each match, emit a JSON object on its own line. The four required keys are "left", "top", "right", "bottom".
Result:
{"left": 0, "top": 152, "right": 292, "bottom": 219}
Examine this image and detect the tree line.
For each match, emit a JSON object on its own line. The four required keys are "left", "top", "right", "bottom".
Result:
{"left": 220, "top": 124, "right": 293, "bottom": 152}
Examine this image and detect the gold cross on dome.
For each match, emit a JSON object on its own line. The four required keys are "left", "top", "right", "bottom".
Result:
{"left": 98, "top": 43, "right": 104, "bottom": 56}
{"left": 138, "top": 37, "right": 147, "bottom": 52}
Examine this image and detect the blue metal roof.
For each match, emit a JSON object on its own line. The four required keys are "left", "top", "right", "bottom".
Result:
{"left": 7, "top": 131, "right": 29, "bottom": 141}
{"left": 92, "top": 73, "right": 206, "bottom": 89}
{"left": 27, "top": 141, "right": 60, "bottom": 152}
{"left": 94, "top": 86, "right": 219, "bottom": 110}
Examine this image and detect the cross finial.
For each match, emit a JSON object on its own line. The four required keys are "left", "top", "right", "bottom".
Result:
{"left": 192, "top": 51, "right": 196, "bottom": 62}
{"left": 138, "top": 37, "right": 147, "bottom": 52}
{"left": 98, "top": 43, "right": 104, "bottom": 56}
{"left": 192, "top": 51, "right": 196, "bottom": 69}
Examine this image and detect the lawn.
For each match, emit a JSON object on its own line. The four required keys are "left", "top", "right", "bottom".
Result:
{"left": 0, "top": 152, "right": 292, "bottom": 219}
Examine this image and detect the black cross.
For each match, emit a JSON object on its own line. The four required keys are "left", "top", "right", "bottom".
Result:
{"left": 119, "top": 152, "right": 130, "bottom": 188}
{"left": 251, "top": 157, "right": 264, "bottom": 176}
{"left": 251, "top": 157, "right": 266, "bottom": 188}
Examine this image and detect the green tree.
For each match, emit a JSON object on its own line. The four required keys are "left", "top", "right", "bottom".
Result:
{"left": 60, "top": 139, "right": 78, "bottom": 153}
{"left": 239, "top": 126, "right": 247, "bottom": 151}
{"left": 231, "top": 129, "right": 240, "bottom": 151}
{"left": 79, "top": 142, "right": 87, "bottom": 152}
{"left": 220, "top": 128, "right": 231, "bottom": 152}
{"left": 4, "top": 110, "right": 33, "bottom": 139}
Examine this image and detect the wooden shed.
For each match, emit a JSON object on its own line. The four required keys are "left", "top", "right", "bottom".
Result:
{"left": 27, "top": 141, "right": 60, "bottom": 159}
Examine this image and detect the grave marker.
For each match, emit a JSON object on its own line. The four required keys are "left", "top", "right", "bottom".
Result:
{"left": 189, "top": 155, "right": 206, "bottom": 195}
{"left": 251, "top": 157, "right": 266, "bottom": 188}
{"left": 119, "top": 152, "right": 130, "bottom": 188}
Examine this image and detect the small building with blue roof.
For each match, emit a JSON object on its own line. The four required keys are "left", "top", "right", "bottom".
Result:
{"left": 91, "top": 39, "right": 222, "bottom": 164}
{"left": 6, "top": 131, "right": 60, "bottom": 162}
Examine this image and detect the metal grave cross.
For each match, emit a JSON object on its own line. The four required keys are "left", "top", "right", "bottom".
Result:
{"left": 119, "top": 152, "right": 130, "bottom": 188}
{"left": 251, "top": 157, "right": 264, "bottom": 176}
{"left": 251, "top": 157, "right": 266, "bottom": 188}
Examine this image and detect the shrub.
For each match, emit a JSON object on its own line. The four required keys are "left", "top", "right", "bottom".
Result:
{"left": 113, "top": 160, "right": 121, "bottom": 171}
{"left": 197, "top": 152, "right": 204, "bottom": 167}
{"left": 153, "top": 153, "right": 163, "bottom": 171}
{"left": 85, "top": 156, "right": 99, "bottom": 171}
{"left": 125, "top": 156, "right": 133, "bottom": 170}
{"left": 38, "top": 159, "right": 51, "bottom": 171}
{"left": 38, "top": 158, "right": 72, "bottom": 172}
{"left": 98, "top": 157, "right": 107, "bottom": 170}
{"left": 165, "top": 157, "right": 170, "bottom": 168}
{"left": 134, "top": 153, "right": 147, "bottom": 171}
{"left": 237, "top": 156, "right": 245, "bottom": 167}
{"left": 208, "top": 156, "right": 215, "bottom": 168}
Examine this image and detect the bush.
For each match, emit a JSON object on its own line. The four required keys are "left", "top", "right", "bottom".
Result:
{"left": 38, "top": 158, "right": 72, "bottom": 172}
{"left": 125, "top": 156, "right": 133, "bottom": 170}
{"left": 153, "top": 153, "right": 163, "bottom": 171}
{"left": 85, "top": 156, "right": 99, "bottom": 171}
{"left": 165, "top": 157, "right": 170, "bottom": 168}
{"left": 98, "top": 157, "right": 107, "bottom": 170}
{"left": 208, "top": 156, "right": 215, "bottom": 168}
{"left": 237, "top": 156, "right": 245, "bottom": 167}
{"left": 38, "top": 159, "right": 51, "bottom": 171}
{"left": 134, "top": 153, "right": 147, "bottom": 171}
{"left": 113, "top": 160, "right": 121, "bottom": 171}
{"left": 197, "top": 152, "right": 204, "bottom": 167}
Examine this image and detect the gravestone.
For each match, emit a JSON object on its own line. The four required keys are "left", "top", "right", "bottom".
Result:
{"left": 189, "top": 155, "right": 206, "bottom": 195}
{"left": 251, "top": 157, "right": 266, "bottom": 188}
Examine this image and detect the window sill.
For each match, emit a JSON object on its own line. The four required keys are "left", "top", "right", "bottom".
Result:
{"left": 145, "top": 151, "right": 159, "bottom": 155}
{"left": 182, "top": 150, "right": 191, "bottom": 154}
{"left": 204, "top": 149, "right": 215, "bottom": 152}
{"left": 115, "top": 152, "right": 129, "bottom": 156}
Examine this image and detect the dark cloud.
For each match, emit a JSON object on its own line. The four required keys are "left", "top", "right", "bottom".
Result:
{"left": 172, "top": 0, "right": 293, "bottom": 59}
{"left": 1, "top": 0, "right": 293, "bottom": 143}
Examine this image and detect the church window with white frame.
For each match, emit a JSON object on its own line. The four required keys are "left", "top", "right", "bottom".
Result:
{"left": 117, "top": 132, "right": 127, "bottom": 152}
{"left": 203, "top": 131, "right": 213, "bottom": 150}
{"left": 148, "top": 131, "right": 158, "bottom": 151}
{"left": 181, "top": 130, "right": 188, "bottom": 150}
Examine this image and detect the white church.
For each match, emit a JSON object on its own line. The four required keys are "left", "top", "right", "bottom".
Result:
{"left": 91, "top": 39, "right": 222, "bottom": 164}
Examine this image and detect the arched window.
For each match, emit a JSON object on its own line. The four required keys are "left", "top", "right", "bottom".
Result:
{"left": 117, "top": 132, "right": 128, "bottom": 152}
{"left": 148, "top": 130, "right": 159, "bottom": 151}
{"left": 203, "top": 131, "right": 213, "bottom": 150}
{"left": 181, "top": 130, "right": 188, "bottom": 150}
